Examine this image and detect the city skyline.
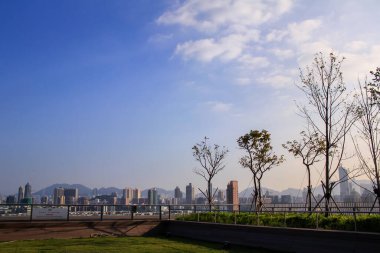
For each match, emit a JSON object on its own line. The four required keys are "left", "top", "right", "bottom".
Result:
{"left": 1, "top": 1, "right": 380, "bottom": 195}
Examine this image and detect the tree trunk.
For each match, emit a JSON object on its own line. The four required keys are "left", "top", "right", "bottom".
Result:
{"left": 257, "top": 180, "right": 262, "bottom": 212}
{"left": 208, "top": 180, "right": 212, "bottom": 211}
{"left": 307, "top": 165, "right": 312, "bottom": 212}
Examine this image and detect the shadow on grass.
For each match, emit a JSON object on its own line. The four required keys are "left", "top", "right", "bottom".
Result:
{"left": 0, "top": 236, "right": 284, "bottom": 253}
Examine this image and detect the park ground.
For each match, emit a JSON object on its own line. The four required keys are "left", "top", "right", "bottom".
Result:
{"left": 0, "top": 236, "right": 277, "bottom": 253}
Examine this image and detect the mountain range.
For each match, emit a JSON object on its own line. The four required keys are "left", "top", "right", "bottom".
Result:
{"left": 31, "top": 179, "right": 373, "bottom": 199}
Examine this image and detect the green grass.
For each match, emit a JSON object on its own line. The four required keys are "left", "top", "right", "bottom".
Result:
{"left": 177, "top": 212, "right": 380, "bottom": 233}
{"left": 0, "top": 236, "right": 276, "bottom": 253}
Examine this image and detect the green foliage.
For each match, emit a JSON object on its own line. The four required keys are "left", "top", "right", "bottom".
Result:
{"left": 177, "top": 212, "right": 380, "bottom": 233}
{"left": 0, "top": 236, "right": 271, "bottom": 253}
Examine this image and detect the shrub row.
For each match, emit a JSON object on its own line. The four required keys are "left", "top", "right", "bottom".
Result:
{"left": 176, "top": 212, "right": 380, "bottom": 233}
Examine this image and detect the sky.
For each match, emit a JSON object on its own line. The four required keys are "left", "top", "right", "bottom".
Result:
{"left": 1, "top": 0, "right": 379, "bottom": 196}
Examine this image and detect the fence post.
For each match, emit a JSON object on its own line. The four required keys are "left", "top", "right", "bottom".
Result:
{"left": 100, "top": 205, "right": 104, "bottom": 221}
{"left": 234, "top": 211, "right": 236, "bottom": 224}
{"left": 353, "top": 207, "right": 357, "bottom": 232}
{"left": 159, "top": 205, "right": 162, "bottom": 220}
{"left": 168, "top": 205, "right": 171, "bottom": 220}
{"left": 283, "top": 211, "right": 287, "bottom": 227}
{"left": 30, "top": 204, "right": 33, "bottom": 222}
{"left": 67, "top": 205, "right": 70, "bottom": 221}
{"left": 194, "top": 205, "right": 196, "bottom": 214}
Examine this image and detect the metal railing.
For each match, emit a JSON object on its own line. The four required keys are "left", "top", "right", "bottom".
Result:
{"left": 0, "top": 202, "right": 379, "bottom": 222}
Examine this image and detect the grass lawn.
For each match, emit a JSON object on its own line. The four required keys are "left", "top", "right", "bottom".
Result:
{"left": 0, "top": 236, "right": 277, "bottom": 253}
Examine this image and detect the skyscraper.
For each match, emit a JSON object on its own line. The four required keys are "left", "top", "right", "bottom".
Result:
{"left": 174, "top": 186, "right": 183, "bottom": 199}
{"left": 217, "top": 189, "right": 225, "bottom": 202}
{"left": 17, "top": 186, "right": 24, "bottom": 203}
{"left": 226, "top": 180, "right": 239, "bottom": 211}
{"left": 24, "top": 182, "right": 32, "bottom": 198}
{"left": 339, "top": 165, "right": 350, "bottom": 201}
{"left": 186, "top": 183, "right": 195, "bottom": 204}
{"left": 132, "top": 188, "right": 141, "bottom": 199}
{"left": 121, "top": 187, "right": 133, "bottom": 205}
{"left": 148, "top": 188, "right": 158, "bottom": 205}
{"left": 53, "top": 187, "right": 65, "bottom": 205}
{"left": 64, "top": 188, "right": 78, "bottom": 205}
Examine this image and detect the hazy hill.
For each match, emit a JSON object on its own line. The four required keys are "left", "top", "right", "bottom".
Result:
{"left": 141, "top": 188, "right": 174, "bottom": 198}
{"left": 34, "top": 184, "right": 175, "bottom": 198}
{"left": 34, "top": 184, "right": 92, "bottom": 197}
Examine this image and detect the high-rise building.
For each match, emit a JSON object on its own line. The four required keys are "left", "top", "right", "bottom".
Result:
{"left": 132, "top": 188, "right": 141, "bottom": 199}
{"left": 148, "top": 188, "right": 158, "bottom": 205}
{"left": 6, "top": 195, "right": 16, "bottom": 204}
{"left": 78, "top": 196, "right": 90, "bottom": 205}
{"left": 122, "top": 187, "right": 133, "bottom": 204}
{"left": 40, "top": 196, "right": 49, "bottom": 204}
{"left": 53, "top": 187, "right": 65, "bottom": 205}
{"left": 92, "top": 188, "right": 98, "bottom": 197}
{"left": 174, "top": 186, "right": 183, "bottom": 199}
{"left": 64, "top": 188, "right": 78, "bottom": 205}
{"left": 186, "top": 183, "right": 195, "bottom": 204}
{"left": 217, "top": 190, "right": 225, "bottom": 202}
{"left": 24, "top": 182, "right": 32, "bottom": 198}
{"left": 17, "top": 186, "right": 24, "bottom": 203}
{"left": 339, "top": 165, "right": 350, "bottom": 201}
{"left": 226, "top": 180, "right": 239, "bottom": 211}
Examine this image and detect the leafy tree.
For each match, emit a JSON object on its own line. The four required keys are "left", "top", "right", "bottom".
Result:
{"left": 192, "top": 137, "right": 228, "bottom": 209}
{"left": 283, "top": 130, "right": 324, "bottom": 212}
{"left": 354, "top": 67, "right": 380, "bottom": 209}
{"left": 298, "top": 52, "right": 357, "bottom": 216}
{"left": 237, "top": 130, "right": 284, "bottom": 212}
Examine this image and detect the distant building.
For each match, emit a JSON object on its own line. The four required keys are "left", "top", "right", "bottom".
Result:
{"left": 17, "top": 186, "right": 24, "bottom": 203}
{"left": 217, "top": 190, "right": 225, "bottom": 202}
{"left": 64, "top": 188, "right": 78, "bottom": 205}
{"left": 339, "top": 165, "right": 350, "bottom": 201}
{"left": 174, "top": 186, "right": 183, "bottom": 199}
{"left": 148, "top": 188, "right": 158, "bottom": 205}
{"left": 92, "top": 188, "right": 98, "bottom": 197}
{"left": 186, "top": 183, "right": 195, "bottom": 204}
{"left": 226, "top": 180, "right": 239, "bottom": 211}
{"left": 24, "top": 182, "right": 32, "bottom": 198}
{"left": 53, "top": 187, "right": 65, "bottom": 205}
{"left": 40, "top": 196, "right": 49, "bottom": 204}
{"left": 78, "top": 196, "right": 90, "bottom": 205}
{"left": 6, "top": 195, "right": 16, "bottom": 204}
{"left": 281, "top": 195, "right": 292, "bottom": 204}
{"left": 94, "top": 195, "right": 117, "bottom": 205}
{"left": 122, "top": 188, "right": 133, "bottom": 204}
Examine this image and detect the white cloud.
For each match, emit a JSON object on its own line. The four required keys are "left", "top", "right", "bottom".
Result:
{"left": 175, "top": 32, "right": 259, "bottom": 62}
{"left": 207, "top": 101, "right": 233, "bottom": 112}
{"left": 258, "top": 74, "right": 294, "bottom": 88}
{"left": 158, "top": 0, "right": 294, "bottom": 33}
{"left": 238, "top": 55, "right": 269, "bottom": 69}
{"left": 266, "top": 29, "right": 288, "bottom": 42}
{"left": 344, "top": 40, "right": 368, "bottom": 53}
{"left": 270, "top": 48, "right": 294, "bottom": 60}
{"left": 288, "top": 19, "right": 322, "bottom": 43}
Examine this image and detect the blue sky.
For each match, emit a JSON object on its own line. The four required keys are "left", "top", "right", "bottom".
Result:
{"left": 1, "top": 0, "right": 379, "bottom": 195}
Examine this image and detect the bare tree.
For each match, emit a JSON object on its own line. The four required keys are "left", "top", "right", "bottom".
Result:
{"left": 283, "top": 130, "right": 324, "bottom": 212}
{"left": 192, "top": 137, "right": 228, "bottom": 210}
{"left": 298, "top": 52, "right": 357, "bottom": 216}
{"left": 353, "top": 67, "right": 380, "bottom": 210}
{"left": 237, "top": 130, "right": 284, "bottom": 212}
